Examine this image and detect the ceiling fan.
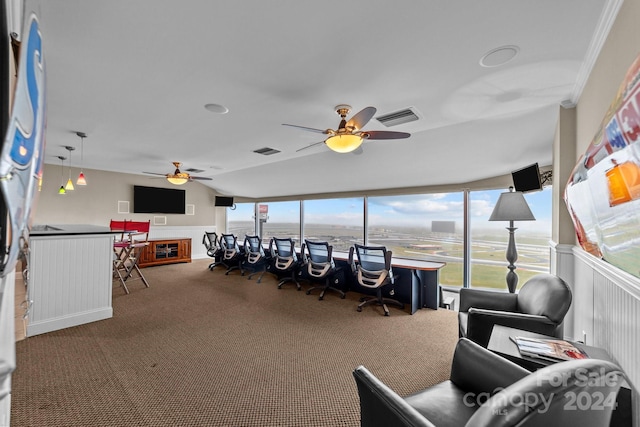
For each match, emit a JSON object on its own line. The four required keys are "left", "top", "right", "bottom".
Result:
{"left": 283, "top": 104, "right": 411, "bottom": 153}
{"left": 143, "top": 162, "right": 213, "bottom": 185}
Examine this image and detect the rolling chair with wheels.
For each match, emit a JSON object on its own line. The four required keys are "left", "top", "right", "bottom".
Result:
{"left": 302, "top": 240, "right": 345, "bottom": 300}
{"left": 202, "top": 231, "right": 223, "bottom": 271}
{"left": 220, "top": 233, "right": 243, "bottom": 275}
{"left": 349, "top": 244, "right": 404, "bottom": 316}
{"left": 242, "top": 235, "right": 268, "bottom": 283}
{"left": 269, "top": 237, "right": 302, "bottom": 290}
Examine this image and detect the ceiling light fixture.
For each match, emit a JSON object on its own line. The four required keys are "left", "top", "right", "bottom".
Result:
{"left": 479, "top": 45, "right": 519, "bottom": 68}
{"left": 57, "top": 156, "right": 66, "bottom": 195}
{"left": 166, "top": 175, "right": 189, "bottom": 185}
{"left": 204, "top": 103, "right": 229, "bottom": 114}
{"left": 325, "top": 134, "right": 364, "bottom": 153}
{"left": 76, "top": 132, "right": 87, "bottom": 185}
{"left": 64, "top": 146, "right": 75, "bottom": 190}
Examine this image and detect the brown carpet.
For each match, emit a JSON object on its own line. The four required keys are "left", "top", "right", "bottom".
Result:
{"left": 11, "top": 259, "right": 459, "bottom": 426}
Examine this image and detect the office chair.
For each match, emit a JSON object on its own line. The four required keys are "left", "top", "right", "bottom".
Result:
{"left": 202, "top": 231, "right": 223, "bottom": 271}
{"left": 269, "top": 237, "right": 302, "bottom": 290}
{"left": 220, "top": 233, "right": 243, "bottom": 275}
{"left": 242, "top": 235, "right": 268, "bottom": 283}
{"left": 349, "top": 244, "right": 404, "bottom": 316}
{"left": 302, "top": 240, "right": 345, "bottom": 300}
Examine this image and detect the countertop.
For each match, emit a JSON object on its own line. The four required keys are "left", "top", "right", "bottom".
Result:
{"left": 30, "top": 224, "right": 115, "bottom": 237}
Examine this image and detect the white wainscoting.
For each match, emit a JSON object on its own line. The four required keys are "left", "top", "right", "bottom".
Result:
{"left": 0, "top": 270, "right": 15, "bottom": 427}
{"left": 28, "top": 234, "right": 113, "bottom": 337}
{"left": 555, "top": 244, "right": 640, "bottom": 426}
{"left": 148, "top": 225, "right": 216, "bottom": 260}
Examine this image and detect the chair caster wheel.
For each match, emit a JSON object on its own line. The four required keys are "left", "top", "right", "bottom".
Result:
{"left": 357, "top": 307, "right": 362, "bottom": 312}
{"left": 359, "top": 297, "right": 366, "bottom": 302}
{"left": 384, "top": 312, "right": 390, "bottom": 316}
{"left": 306, "top": 291, "right": 311, "bottom": 295}
{"left": 319, "top": 297, "right": 323, "bottom": 301}
{"left": 341, "top": 295, "right": 346, "bottom": 299}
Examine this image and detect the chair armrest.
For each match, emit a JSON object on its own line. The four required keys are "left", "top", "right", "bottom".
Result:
{"left": 458, "top": 288, "right": 517, "bottom": 313}
{"left": 466, "top": 308, "right": 556, "bottom": 347}
{"left": 353, "top": 366, "right": 436, "bottom": 427}
{"left": 450, "top": 338, "right": 529, "bottom": 395}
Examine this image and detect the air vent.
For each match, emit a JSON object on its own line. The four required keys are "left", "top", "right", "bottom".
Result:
{"left": 253, "top": 147, "right": 281, "bottom": 155}
{"left": 185, "top": 168, "right": 205, "bottom": 173}
{"left": 375, "top": 107, "right": 420, "bottom": 127}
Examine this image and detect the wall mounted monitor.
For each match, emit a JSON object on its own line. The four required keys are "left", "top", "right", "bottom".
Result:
{"left": 215, "top": 196, "right": 234, "bottom": 207}
{"left": 512, "top": 163, "right": 542, "bottom": 193}
{"left": 133, "top": 185, "right": 186, "bottom": 214}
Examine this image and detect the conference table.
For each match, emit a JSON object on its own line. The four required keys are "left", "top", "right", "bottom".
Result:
{"left": 330, "top": 251, "right": 446, "bottom": 314}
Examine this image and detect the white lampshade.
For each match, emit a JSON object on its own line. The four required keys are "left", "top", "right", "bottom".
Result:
{"left": 489, "top": 190, "right": 535, "bottom": 222}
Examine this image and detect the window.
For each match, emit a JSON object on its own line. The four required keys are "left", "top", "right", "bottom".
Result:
{"left": 257, "top": 201, "right": 300, "bottom": 244}
{"left": 303, "top": 197, "right": 364, "bottom": 252}
{"left": 367, "top": 193, "right": 464, "bottom": 287}
{"left": 226, "top": 202, "right": 255, "bottom": 238}
{"left": 469, "top": 188, "right": 551, "bottom": 290}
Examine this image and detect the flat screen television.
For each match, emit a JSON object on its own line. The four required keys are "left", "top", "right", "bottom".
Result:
{"left": 512, "top": 163, "right": 542, "bottom": 193}
{"left": 215, "top": 196, "right": 234, "bottom": 207}
{"left": 133, "top": 185, "right": 186, "bottom": 214}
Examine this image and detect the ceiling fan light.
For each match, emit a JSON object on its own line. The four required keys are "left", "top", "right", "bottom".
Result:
{"left": 167, "top": 176, "right": 188, "bottom": 185}
{"left": 325, "top": 134, "right": 363, "bottom": 153}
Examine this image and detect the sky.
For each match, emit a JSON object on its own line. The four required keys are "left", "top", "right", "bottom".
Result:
{"left": 228, "top": 187, "right": 553, "bottom": 235}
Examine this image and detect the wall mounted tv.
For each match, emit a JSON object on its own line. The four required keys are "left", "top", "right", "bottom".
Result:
{"left": 133, "top": 185, "right": 186, "bottom": 214}
{"left": 215, "top": 196, "right": 234, "bottom": 207}
{"left": 511, "top": 163, "right": 542, "bottom": 193}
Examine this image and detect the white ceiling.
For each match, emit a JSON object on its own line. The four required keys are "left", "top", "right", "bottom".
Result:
{"left": 27, "top": 0, "right": 614, "bottom": 198}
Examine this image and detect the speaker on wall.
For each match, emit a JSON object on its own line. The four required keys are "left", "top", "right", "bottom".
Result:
{"left": 511, "top": 163, "right": 542, "bottom": 193}
{"left": 215, "top": 196, "right": 234, "bottom": 207}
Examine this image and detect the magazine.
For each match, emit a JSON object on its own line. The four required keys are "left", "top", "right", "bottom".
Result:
{"left": 510, "top": 336, "right": 589, "bottom": 363}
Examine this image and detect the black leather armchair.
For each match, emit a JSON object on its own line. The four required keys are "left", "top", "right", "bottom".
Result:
{"left": 458, "top": 273, "right": 572, "bottom": 347}
{"left": 353, "top": 338, "right": 625, "bottom": 427}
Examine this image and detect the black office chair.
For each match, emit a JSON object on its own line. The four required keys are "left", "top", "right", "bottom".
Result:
{"left": 349, "top": 244, "right": 404, "bottom": 316}
{"left": 241, "top": 235, "right": 268, "bottom": 283}
{"left": 220, "top": 233, "right": 243, "bottom": 275}
{"left": 269, "top": 237, "right": 302, "bottom": 290}
{"left": 302, "top": 240, "right": 345, "bottom": 300}
{"left": 202, "top": 231, "right": 223, "bottom": 271}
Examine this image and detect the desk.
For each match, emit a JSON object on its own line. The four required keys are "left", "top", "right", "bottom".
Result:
{"left": 332, "top": 251, "right": 445, "bottom": 314}
{"left": 488, "top": 325, "right": 632, "bottom": 427}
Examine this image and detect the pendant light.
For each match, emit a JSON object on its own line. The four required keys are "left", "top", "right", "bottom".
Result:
{"left": 57, "top": 156, "right": 66, "bottom": 195}
{"left": 76, "top": 131, "right": 87, "bottom": 185}
{"left": 64, "top": 146, "right": 75, "bottom": 191}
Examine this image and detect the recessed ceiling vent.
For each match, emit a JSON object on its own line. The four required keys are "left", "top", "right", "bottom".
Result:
{"left": 253, "top": 147, "right": 281, "bottom": 155}
{"left": 185, "top": 168, "right": 205, "bottom": 173}
{"left": 375, "top": 107, "right": 420, "bottom": 127}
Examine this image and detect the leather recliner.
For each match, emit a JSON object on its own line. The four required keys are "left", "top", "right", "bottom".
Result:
{"left": 353, "top": 337, "right": 625, "bottom": 427}
{"left": 458, "top": 273, "right": 572, "bottom": 347}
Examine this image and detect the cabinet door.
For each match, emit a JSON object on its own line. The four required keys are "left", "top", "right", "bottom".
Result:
{"left": 181, "top": 239, "right": 191, "bottom": 260}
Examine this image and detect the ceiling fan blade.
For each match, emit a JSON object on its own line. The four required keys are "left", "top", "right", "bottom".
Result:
{"left": 282, "top": 123, "right": 328, "bottom": 134}
{"left": 190, "top": 176, "right": 213, "bottom": 181}
{"left": 346, "top": 106, "right": 376, "bottom": 131}
{"left": 365, "top": 131, "right": 411, "bottom": 140}
{"left": 142, "top": 171, "right": 168, "bottom": 176}
{"left": 296, "top": 141, "right": 326, "bottom": 152}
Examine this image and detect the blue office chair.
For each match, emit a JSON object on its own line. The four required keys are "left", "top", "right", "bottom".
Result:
{"left": 269, "top": 237, "right": 302, "bottom": 290}
{"left": 220, "top": 233, "right": 243, "bottom": 275}
{"left": 302, "top": 240, "right": 345, "bottom": 300}
{"left": 242, "top": 235, "right": 268, "bottom": 283}
{"left": 349, "top": 244, "right": 404, "bottom": 316}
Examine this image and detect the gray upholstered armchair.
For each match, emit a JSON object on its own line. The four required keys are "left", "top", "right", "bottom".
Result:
{"left": 353, "top": 338, "right": 625, "bottom": 427}
{"left": 458, "top": 273, "right": 572, "bottom": 347}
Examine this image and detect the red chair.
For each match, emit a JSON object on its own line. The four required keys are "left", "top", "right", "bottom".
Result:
{"left": 113, "top": 220, "right": 151, "bottom": 294}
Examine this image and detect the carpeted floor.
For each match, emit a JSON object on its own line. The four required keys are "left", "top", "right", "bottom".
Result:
{"left": 11, "top": 259, "right": 459, "bottom": 426}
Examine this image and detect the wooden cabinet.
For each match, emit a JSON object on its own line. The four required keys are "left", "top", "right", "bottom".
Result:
{"left": 138, "top": 237, "right": 192, "bottom": 267}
